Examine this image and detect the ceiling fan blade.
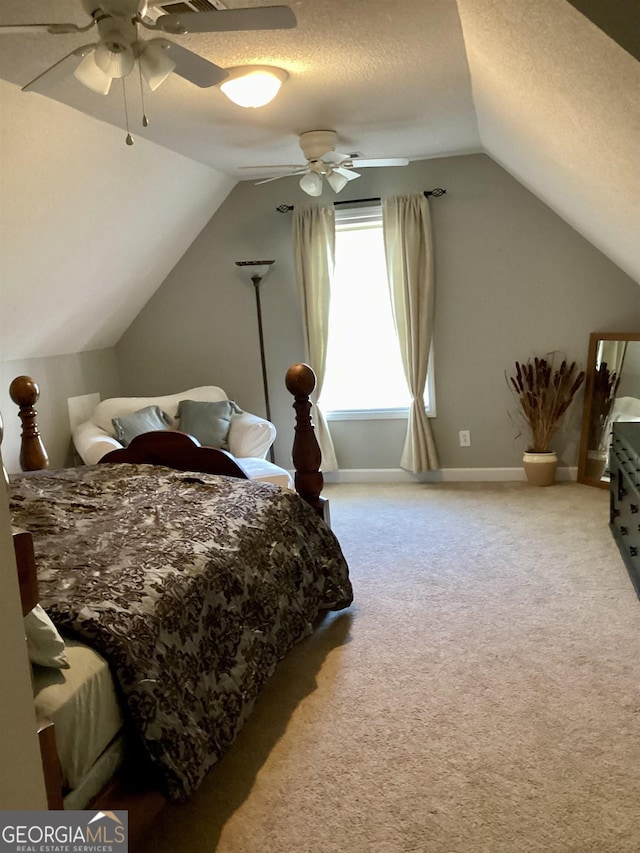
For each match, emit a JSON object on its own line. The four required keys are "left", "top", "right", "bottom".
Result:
{"left": 0, "top": 21, "right": 93, "bottom": 35}
{"left": 254, "top": 170, "right": 307, "bottom": 185}
{"left": 22, "top": 44, "right": 96, "bottom": 93}
{"left": 322, "top": 151, "right": 349, "bottom": 165}
{"left": 333, "top": 167, "right": 361, "bottom": 181}
{"left": 155, "top": 5, "right": 296, "bottom": 35}
{"left": 239, "top": 164, "right": 306, "bottom": 170}
{"left": 160, "top": 41, "right": 228, "bottom": 87}
{"left": 351, "top": 158, "right": 409, "bottom": 167}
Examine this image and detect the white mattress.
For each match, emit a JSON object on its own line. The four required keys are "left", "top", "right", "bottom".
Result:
{"left": 32, "top": 638, "right": 124, "bottom": 793}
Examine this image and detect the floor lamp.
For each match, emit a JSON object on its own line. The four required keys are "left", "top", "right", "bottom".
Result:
{"left": 235, "top": 260, "right": 276, "bottom": 463}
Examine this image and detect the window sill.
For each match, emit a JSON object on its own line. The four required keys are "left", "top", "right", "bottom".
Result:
{"left": 325, "top": 408, "right": 435, "bottom": 421}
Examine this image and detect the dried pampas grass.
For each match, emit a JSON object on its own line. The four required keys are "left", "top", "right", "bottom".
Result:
{"left": 509, "top": 354, "right": 585, "bottom": 452}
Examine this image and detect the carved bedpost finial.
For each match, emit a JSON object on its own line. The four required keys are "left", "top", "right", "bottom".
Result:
{"left": 285, "top": 363, "right": 329, "bottom": 523}
{"left": 9, "top": 375, "right": 49, "bottom": 472}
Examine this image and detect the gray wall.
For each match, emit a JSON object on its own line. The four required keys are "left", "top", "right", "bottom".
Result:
{"left": 1, "top": 349, "right": 121, "bottom": 473}
{"left": 116, "top": 153, "right": 640, "bottom": 472}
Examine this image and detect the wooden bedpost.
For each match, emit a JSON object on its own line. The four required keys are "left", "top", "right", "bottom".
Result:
{"left": 285, "top": 363, "right": 329, "bottom": 524}
{"left": 9, "top": 376, "right": 49, "bottom": 472}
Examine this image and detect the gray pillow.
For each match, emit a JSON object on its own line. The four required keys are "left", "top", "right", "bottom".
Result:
{"left": 112, "top": 405, "right": 172, "bottom": 447}
{"left": 177, "top": 399, "right": 242, "bottom": 450}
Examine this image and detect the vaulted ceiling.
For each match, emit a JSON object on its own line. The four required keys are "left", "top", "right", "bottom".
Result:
{"left": 0, "top": 0, "right": 638, "bottom": 360}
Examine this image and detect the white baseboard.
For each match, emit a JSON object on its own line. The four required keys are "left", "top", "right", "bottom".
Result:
{"left": 322, "top": 467, "right": 578, "bottom": 484}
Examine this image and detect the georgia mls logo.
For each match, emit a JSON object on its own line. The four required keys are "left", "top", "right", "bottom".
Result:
{"left": 86, "top": 811, "right": 126, "bottom": 843}
{"left": 0, "top": 809, "right": 128, "bottom": 852}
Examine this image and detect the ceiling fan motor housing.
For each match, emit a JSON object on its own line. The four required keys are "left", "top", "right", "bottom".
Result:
{"left": 299, "top": 130, "right": 337, "bottom": 161}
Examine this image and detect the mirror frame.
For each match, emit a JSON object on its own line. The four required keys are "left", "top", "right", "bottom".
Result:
{"left": 577, "top": 331, "right": 640, "bottom": 488}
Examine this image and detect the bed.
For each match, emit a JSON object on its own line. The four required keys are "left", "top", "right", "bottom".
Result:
{"left": 7, "top": 365, "right": 352, "bottom": 810}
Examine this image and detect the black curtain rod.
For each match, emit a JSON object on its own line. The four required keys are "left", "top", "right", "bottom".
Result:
{"left": 275, "top": 188, "right": 446, "bottom": 213}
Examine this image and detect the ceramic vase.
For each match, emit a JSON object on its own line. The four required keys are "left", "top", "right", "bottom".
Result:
{"left": 522, "top": 450, "right": 558, "bottom": 486}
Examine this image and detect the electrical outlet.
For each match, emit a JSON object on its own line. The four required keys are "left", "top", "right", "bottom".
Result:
{"left": 459, "top": 430, "right": 471, "bottom": 447}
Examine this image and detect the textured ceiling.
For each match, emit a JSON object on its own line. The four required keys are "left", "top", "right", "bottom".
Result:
{"left": 0, "top": 0, "right": 481, "bottom": 171}
{"left": 457, "top": 0, "right": 640, "bottom": 283}
{"left": 0, "top": 0, "right": 638, "bottom": 362}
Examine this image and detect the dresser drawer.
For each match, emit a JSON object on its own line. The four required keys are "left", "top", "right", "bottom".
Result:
{"left": 610, "top": 423, "right": 640, "bottom": 597}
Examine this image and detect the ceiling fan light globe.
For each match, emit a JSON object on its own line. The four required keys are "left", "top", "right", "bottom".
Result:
{"left": 220, "top": 66, "right": 288, "bottom": 108}
{"left": 326, "top": 171, "right": 350, "bottom": 193}
{"left": 139, "top": 41, "right": 176, "bottom": 91}
{"left": 74, "top": 50, "right": 112, "bottom": 95}
{"left": 299, "top": 171, "right": 323, "bottom": 197}
{"left": 94, "top": 41, "right": 135, "bottom": 78}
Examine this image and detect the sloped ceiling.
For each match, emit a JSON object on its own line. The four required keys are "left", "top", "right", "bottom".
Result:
{"left": 0, "top": 0, "right": 637, "bottom": 361}
{"left": 0, "top": 78, "right": 235, "bottom": 360}
{"left": 457, "top": 0, "right": 640, "bottom": 287}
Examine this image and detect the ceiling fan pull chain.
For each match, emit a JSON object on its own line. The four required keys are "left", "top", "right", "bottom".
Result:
{"left": 122, "top": 78, "right": 134, "bottom": 146}
{"left": 138, "top": 62, "right": 149, "bottom": 128}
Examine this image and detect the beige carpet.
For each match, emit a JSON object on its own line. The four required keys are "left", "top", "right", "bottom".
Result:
{"left": 138, "top": 482, "right": 640, "bottom": 853}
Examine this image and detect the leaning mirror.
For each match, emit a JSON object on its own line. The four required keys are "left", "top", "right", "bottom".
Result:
{"left": 578, "top": 331, "right": 640, "bottom": 488}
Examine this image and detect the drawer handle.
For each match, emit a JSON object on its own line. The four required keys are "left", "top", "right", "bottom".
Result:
{"left": 612, "top": 508, "right": 620, "bottom": 518}
{"left": 630, "top": 547, "right": 638, "bottom": 557}
{"left": 620, "top": 526, "right": 628, "bottom": 535}
{"left": 631, "top": 505, "right": 639, "bottom": 514}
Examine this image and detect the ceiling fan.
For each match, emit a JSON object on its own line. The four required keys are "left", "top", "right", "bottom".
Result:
{"left": 247, "top": 130, "right": 409, "bottom": 196}
{"left": 0, "top": 1, "right": 296, "bottom": 96}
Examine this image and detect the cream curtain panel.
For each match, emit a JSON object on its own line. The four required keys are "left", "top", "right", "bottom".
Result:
{"left": 383, "top": 193, "right": 439, "bottom": 473}
{"left": 292, "top": 205, "right": 339, "bottom": 472}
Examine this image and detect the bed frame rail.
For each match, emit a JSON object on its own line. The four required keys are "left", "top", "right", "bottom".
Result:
{"left": 100, "top": 430, "right": 250, "bottom": 480}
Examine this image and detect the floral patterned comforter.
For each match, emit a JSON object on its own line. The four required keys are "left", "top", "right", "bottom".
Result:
{"left": 10, "top": 464, "right": 353, "bottom": 802}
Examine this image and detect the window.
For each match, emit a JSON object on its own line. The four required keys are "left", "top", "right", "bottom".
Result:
{"left": 320, "top": 205, "right": 434, "bottom": 419}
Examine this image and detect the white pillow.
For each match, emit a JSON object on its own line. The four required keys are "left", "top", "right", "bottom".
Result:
{"left": 24, "top": 604, "right": 70, "bottom": 669}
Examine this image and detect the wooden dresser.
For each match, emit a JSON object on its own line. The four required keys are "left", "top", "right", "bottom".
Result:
{"left": 609, "top": 422, "right": 640, "bottom": 597}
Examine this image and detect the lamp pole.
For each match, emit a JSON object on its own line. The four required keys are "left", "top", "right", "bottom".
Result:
{"left": 251, "top": 271, "right": 271, "bottom": 425}
{"left": 235, "top": 260, "right": 276, "bottom": 463}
